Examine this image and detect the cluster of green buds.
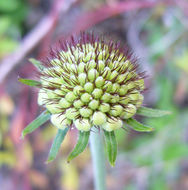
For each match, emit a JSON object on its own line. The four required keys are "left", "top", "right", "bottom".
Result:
{"left": 19, "top": 32, "right": 170, "bottom": 166}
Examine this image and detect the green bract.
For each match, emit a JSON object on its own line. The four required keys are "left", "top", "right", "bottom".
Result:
{"left": 20, "top": 33, "right": 170, "bottom": 166}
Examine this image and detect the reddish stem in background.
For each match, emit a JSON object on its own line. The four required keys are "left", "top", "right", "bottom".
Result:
{"left": 72, "top": 0, "right": 157, "bottom": 33}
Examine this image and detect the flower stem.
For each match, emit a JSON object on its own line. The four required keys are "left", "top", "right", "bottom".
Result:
{"left": 90, "top": 127, "right": 106, "bottom": 190}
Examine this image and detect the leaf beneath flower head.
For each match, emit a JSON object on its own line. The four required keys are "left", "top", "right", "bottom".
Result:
{"left": 137, "top": 106, "right": 171, "bottom": 117}
{"left": 18, "top": 77, "right": 41, "bottom": 87}
{"left": 103, "top": 130, "right": 117, "bottom": 167}
{"left": 21, "top": 110, "right": 51, "bottom": 139}
{"left": 29, "top": 58, "right": 44, "bottom": 71}
{"left": 67, "top": 131, "right": 90, "bottom": 162}
{"left": 46, "top": 128, "right": 69, "bottom": 163}
{"left": 126, "top": 118, "right": 154, "bottom": 132}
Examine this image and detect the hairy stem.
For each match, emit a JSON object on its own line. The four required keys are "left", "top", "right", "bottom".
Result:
{"left": 90, "top": 127, "right": 106, "bottom": 190}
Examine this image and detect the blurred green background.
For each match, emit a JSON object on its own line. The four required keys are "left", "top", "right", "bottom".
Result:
{"left": 0, "top": 0, "right": 188, "bottom": 190}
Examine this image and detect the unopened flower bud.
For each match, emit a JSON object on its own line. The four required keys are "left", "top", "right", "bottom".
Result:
{"left": 121, "top": 104, "right": 136, "bottom": 119}
{"left": 92, "top": 88, "right": 103, "bottom": 99}
{"left": 79, "top": 107, "right": 93, "bottom": 118}
{"left": 89, "top": 100, "right": 99, "bottom": 110}
{"left": 74, "top": 119, "right": 91, "bottom": 131}
{"left": 92, "top": 112, "right": 106, "bottom": 125}
{"left": 51, "top": 114, "right": 71, "bottom": 129}
{"left": 102, "top": 118, "right": 123, "bottom": 132}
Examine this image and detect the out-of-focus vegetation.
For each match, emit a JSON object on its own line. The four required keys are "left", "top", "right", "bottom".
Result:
{"left": 0, "top": 0, "right": 188, "bottom": 190}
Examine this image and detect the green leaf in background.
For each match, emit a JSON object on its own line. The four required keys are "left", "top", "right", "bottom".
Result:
{"left": 18, "top": 78, "right": 41, "bottom": 87}
{"left": 126, "top": 118, "right": 154, "bottom": 132}
{"left": 137, "top": 106, "right": 171, "bottom": 117}
{"left": 0, "top": 0, "right": 19, "bottom": 12}
{"left": 0, "top": 37, "right": 18, "bottom": 58}
{"left": 29, "top": 58, "right": 44, "bottom": 71}
{"left": 46, "top": 128, "right": 69, "bottom": 163}
{"left": 103, "top": 130, "right": 117, "bottom": 166}
{"left": 175, "top": 50, "right": 188, "bottom": 74}
{"left": 0, "top": 17, "right": 11, "bottom": 35}
{"left": 22, "top": 110, "right": 51, "bottom": 138}
{"left": 67, "top": 131, "right": 90, "bottom": 162}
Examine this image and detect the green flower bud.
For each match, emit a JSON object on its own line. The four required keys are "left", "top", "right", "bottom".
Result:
{"left": 88, "top": 60, "right": 96, "bottom": 69}
{"left": 55, "top": 89, "right": 66, "bottom": 96}
{"left": 98, "top": 51, "right": 105, "bottom": 60}
{"left": 135, "top": 94, "right": 144, "bottom": 107}
{"left": 74, "top": 119, "right": 91, "bottom": 131}
{"left": 111, "top": 83, "right": 120, "bottom": 93}
{"left": 102, "top": 67, "right": 111, "bottom": 78}
{"left": 102, "top": 118, "right": 123, "bottom": 132}
{"left": 59, "top": 98, "right": 72, "bottom": 108}
{"left": 136, "top": 79, "right": 145, "bottom": 90}
{"left": 61, "top": 84, "right": 71, "bottom": 92}
{"left": 101, "top": 93, "right": 111, "bottom": 102}
{"left": 95, "top": 76, "right": 105, "bottom": 88}
{"left": 127, "top": 82, "right": 136, "bottom": 90}
{"left": 88, "top": 100, "right": 99, "bottom": 110}
{"left": 92, "top": 88, "right": 103, "bottom": 99}
{"left": 65, "top": 108, "right": 79, "bottom": 120}
{"left": 65, "top": 92, "right": 77, "bottom": 102}
{"left": 81, "top": 93, "right": 92, "bottom": 103}
{"left": 84, "top": 82, "right": 94, "bottom": 93}
{"left": 88, "top": 69, "right": 99, "bottom": 82}
{"left": 92, "top": 112, "right": 107, "bottom": 125}
{"left": 51, "top": 114, "right": 71, "bottom": 129}
{"left": 73, "top": 86, "right": 84, "bottom": 95}
{"left": 70, "top": 64, "right": 77, "bottom": 73}
{"left": 47, "top": 91, "right": 58, "bottom": 99}
{"left": 70, "top": 75, "right": 77, "bottom": 83}
{"left": 79, "top": 108, "right": 93, "bottom": 118}
{"left": 121, "top": 104, "right": 136, "bottom": 119}
{"left": 108, "top": 70, "right": 118, "bottom": 80}
{"left": 103, "top": 81, "right": 112, "bottom": 92}
{"left": 38, "top": 89, "right": 48, "bottom": 105}
{"left": 83, "top": 52, "right": 92, "bottom": 62}
{"left": 119, "top": 97, "right": 130, "bottom": 105}
{"left": 116, "top": 74, "right": 127, "bottom": 83}
{"left": 119, "top": 85, "right": 128, "bottom": 96}
{"left": 78, "top": 73, "right": 87, "bottom": 85}
{"left": 46, "top": 104, "right": 62, "bottom": 114}
{"left": 99, "top": 103, "right": 110, "bottom": 113}
{"left": 110, "top": 105, "right": 123, "bottom": 116}
{"left": 47, "top": 77, "right": 64, "bottom": 85}
{"left": 78, "top": 62, "right": 85, "bottom": 73}
{"left": 110, "top": 94, "right": 119, "bottom": 103}
{"left": 128, "top": 91, "right": 140, "bottom": 101}
{"left": 98, "top": 60, "right": 105, "bottom": 72}
{"left": 73, "top": 100, "right": 84, "bottom": 108}
{"left": 51, "top": 58, "right": 61, "bottom": 66}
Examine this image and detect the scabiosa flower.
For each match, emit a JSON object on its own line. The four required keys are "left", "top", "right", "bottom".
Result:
{"left": 19, "top": 32, "right": 170, "bottom": 166}
{"left": 38, "top": 33, "right": 145, "bottom": 131}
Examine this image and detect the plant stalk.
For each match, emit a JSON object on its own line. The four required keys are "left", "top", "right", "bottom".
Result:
{"left": 90, "top": 127, "right": 106, "bottom": 190}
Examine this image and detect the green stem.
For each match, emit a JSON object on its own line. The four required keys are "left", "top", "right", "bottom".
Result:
{"left": 90, "top": 127, "right": 106, "bottom": 190}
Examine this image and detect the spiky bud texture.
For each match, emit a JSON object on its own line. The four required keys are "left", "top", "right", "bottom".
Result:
{"left": 38, "top": 33, "right": 145, "bottom": 131}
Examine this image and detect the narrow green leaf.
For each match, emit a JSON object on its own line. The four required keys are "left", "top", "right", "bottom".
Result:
{"left": 29, "top": 58, "right": 44, "bottom": 71}
{"left": 67, "top": 131, "right": 90, "bottom": 162}
{"left": 18, "top": 77, "right": 41, "bottom": 87}
{"left": 137, "top": 106, "right": 171, "bottom": 117}
{"left": 103, "top": 130, "right": 117, "bottom": 167}
{"left": 22, "top": 110, "right": 51, "bottom": 138}
{"left": 46, "top": 128, "right": 69, "bottom": 163}
{"left": 126, "top": 118, "right": 154, "bottom": 132}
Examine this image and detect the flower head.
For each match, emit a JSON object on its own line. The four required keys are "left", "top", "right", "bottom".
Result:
{"left": 38, "top": 32, "right": 145, "bottom": 132}
{"left": 20, "top": 32, "right": 169, "bottom": 166}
